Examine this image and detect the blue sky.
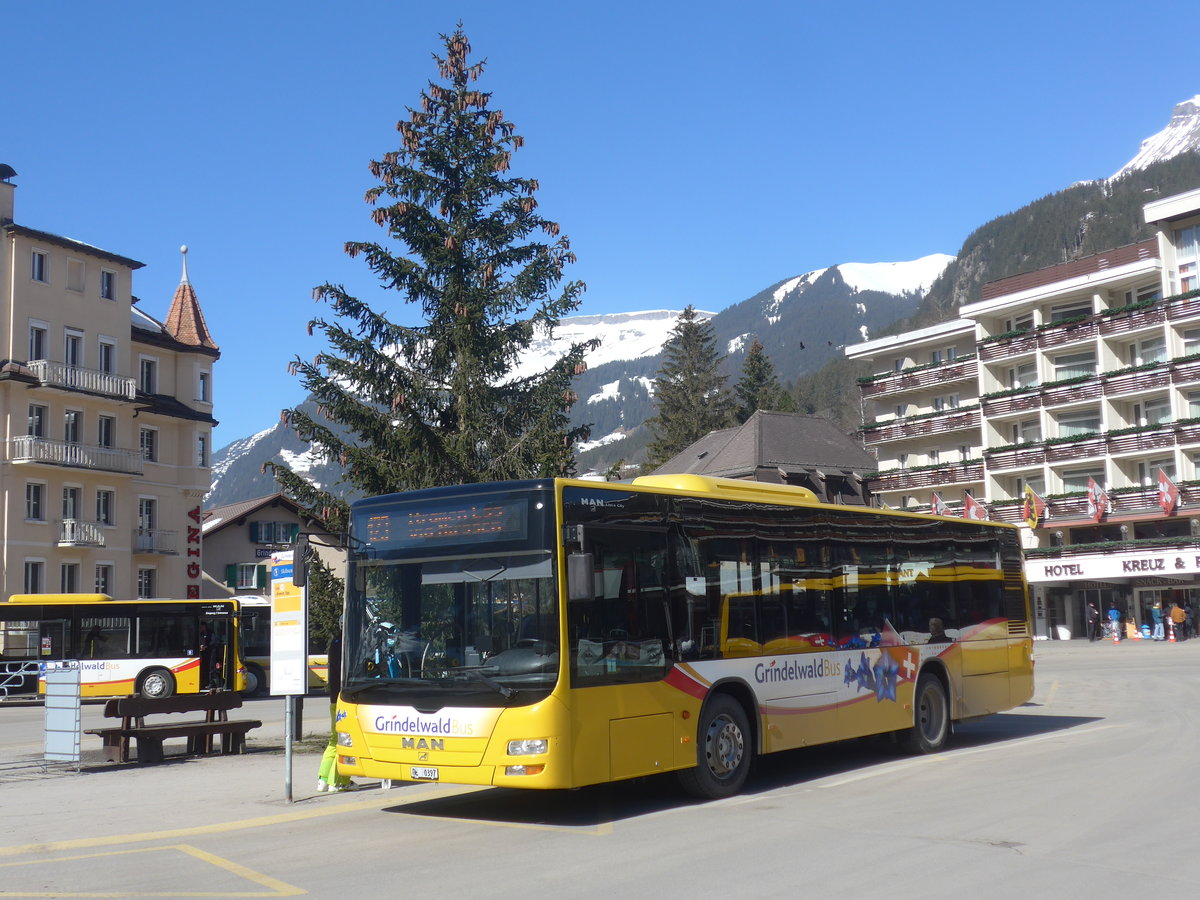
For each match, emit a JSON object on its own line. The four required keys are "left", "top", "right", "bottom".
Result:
{"left": 5, "top": 1, "right": 1197, "bottom": 449}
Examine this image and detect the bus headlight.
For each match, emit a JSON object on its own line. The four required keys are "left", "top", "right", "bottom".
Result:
{"left": 337, "top": 732, "right": 354, "bottom": 748}
{"left": 505, "top": 764, "right": 545, "bottom": 776}
{"left": 507, "top": 739, "right": 547, "bottom": 755}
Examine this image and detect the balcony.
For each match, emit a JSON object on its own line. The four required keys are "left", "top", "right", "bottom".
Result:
{"left": 1041, "top": 379, "right": 1102, "bottom": 406}
{"left": 1039, "top": 319, "right": 1098, "bottom": 349}
{"left": 860, "top": 407, "right": 981, "bottom": 446}
{"left": 58, "top": 519, "right": 105, "bottom": 548}
{"left": 868, "top": 462, "right": 984, "bottom": 492}
{"left": 1098, "top": 306, "right": 1165, "bottom": 336}
{"left": 981, "top": 391, "right": 1040, "bottom": 417}
{"left": 978, "top": 332, "right": 1037, "bottom": 361}
{"left": 1166, "top": 294, "right": 1200, "bottom": 322}
{"left": 7, "top": 436, "right": 144, "bottom": 475}
{"left": 859, "top": 358, "right": 978, "bottom": 398}
{"left": 1046, "top": 436, "right": 1106, "bottom": 462}
{"left": 1103, "top": 366, "right": 1169, "bottom": 397}
{"left": 983, "top": 445, "right": 1047, "bottom": 469}
{"left": 28, "top": 361, "right": 137, "bottom": 401}
{"left": 133, "top": 529, "right": 177, "bottom": 555}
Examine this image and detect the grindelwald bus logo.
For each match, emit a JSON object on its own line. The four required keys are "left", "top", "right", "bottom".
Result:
{"left": 754, "top": 657, "right": 839, "bottom": 684}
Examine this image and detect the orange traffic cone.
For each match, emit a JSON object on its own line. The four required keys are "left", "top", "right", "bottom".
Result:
{"left": 1168, "top": 621, "right": 1176, "bottom": 643}
{"left": 1112, "top": 626, "right": 1119, "bottom": 645}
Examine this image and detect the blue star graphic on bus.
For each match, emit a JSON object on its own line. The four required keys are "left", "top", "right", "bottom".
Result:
{"left": 872, "top": 653, "right": 899, "bottom": 702}
{"left": 855, "top": 652, "right": 876, "bottom": 693}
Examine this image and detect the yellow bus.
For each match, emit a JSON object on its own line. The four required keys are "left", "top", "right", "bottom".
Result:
{"left": 0, "top": 594, "right": 246, "bottom": 698}
{"left": 333, "top": 475, "right": 1033, "bottom": 799}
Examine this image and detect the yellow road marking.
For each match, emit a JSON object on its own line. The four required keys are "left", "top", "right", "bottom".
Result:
{"left": 0, "top": 843, "right": 303, "bottom": 897}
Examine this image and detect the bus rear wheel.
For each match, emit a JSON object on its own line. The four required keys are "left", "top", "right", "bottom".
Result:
{"left": 678, "top": 694, "right": 753, "bottom": 799}
{"left": 900, "top": 673, "right": 949, "bottom": 754}
{"left": 138, "top": 668, "right": 176, "bottom": 699}
{"left": 243, "top": 663, "right": 267, "bottom": 697}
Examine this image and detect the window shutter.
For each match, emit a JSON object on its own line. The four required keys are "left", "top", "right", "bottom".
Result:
{"left": 225, "top": 564, "right": 237, "bottom": 587}
{"left": 256, "top": 565, "right": 268, "bottom": 589}
{"left": 289, "top": 524, "right": 299, "bottom": 544}
{"left": 249, "top": 522, "right": 261, "bottom": 542}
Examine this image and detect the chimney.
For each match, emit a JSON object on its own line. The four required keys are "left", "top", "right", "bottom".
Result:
{"left": 0, "top": 164, "right": 15, "bottom": 223}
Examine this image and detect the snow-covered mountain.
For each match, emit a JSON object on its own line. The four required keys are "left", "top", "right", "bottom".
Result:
{"left": 1113, "top": 94, "right": 1200, "bottom": 178}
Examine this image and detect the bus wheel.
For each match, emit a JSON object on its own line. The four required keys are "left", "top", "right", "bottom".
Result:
{"left": 678, "top": 694, "right": 752, "bottom": 799}
{"left": 901, "top": 673, "right": 949, "bottom": 754}
{"left": 138, "top": 668, "right": 176, "bottom": 699}
{"left": 243, "top": 663, "right": 267, "bottom": 697}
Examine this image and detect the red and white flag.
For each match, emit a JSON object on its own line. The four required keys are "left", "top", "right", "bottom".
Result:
{"left": 930, "top": 491, "right": 950, "bottom": 517}
{"left": 1158, "top": 468, "right": 1180, "bottom": 516}
{"left": 963, "top": 492, "right": 989, "bottom": 521}
{"left": 1087, "top": 477, "right": 1109, "bottom": 523}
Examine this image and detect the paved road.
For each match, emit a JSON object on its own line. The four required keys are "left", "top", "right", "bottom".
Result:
{"left": 1, "top": 640, "right": 1198, "bottom": 899}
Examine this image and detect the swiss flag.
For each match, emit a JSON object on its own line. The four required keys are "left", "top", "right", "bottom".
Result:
{"left": 930, "top": 491, "right": 950, "bottom": 517}
{"left": 962, "top": 492, "right": 989, "bottom": 521}
{"left": 1158, "top": 469, "right": 1180, "bottom": 516}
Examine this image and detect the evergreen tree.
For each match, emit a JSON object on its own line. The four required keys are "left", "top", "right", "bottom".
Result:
{"left": 734, "top": 338, "right": 787, "bottom": 423}
{"left": 644, "top": 305, "right": 733, "bottom": 468}
{"left": 306, "top": 555, "right": 345, "bottom": 648}
{"left": 269, "top": 27, "right": 596, "bottom": 534}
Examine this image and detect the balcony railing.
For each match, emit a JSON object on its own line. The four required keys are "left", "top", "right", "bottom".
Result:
{"left": 859, "top": 359, "right": 978, "bottom": 398}
{"left": 867, "top": 462, "right": 984, "bottom": 492}
{"left": 7, "top": 436, "right": 144, "bottom": 475}
{"left": 58, "top": 519, "right": 105, "bottom": 547}
{"left": 860, "top": 408, "right": 982, "bottom": 445}
{"left": 28, "top": 360, "right": 137, "bottom": 400}
{"left": 1098, "top": 307, "right": 1165, "bottom": 335}
{"left": 133, "top": 529, "right": 177, "bottom": 555}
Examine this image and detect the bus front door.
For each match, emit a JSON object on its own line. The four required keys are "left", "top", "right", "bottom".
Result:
{"left": 39, "top": 620, "right": 69, "bottom": 661}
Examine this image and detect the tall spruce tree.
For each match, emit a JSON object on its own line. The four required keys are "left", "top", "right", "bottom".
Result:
{"left": 734, "top": 338, "right": 787, "bottom": 423}
{"left": 644, "top": 305, "right": 733, "bottom": 469}
{"left": 269, "top": 27, "right": 596, "bottom": 533}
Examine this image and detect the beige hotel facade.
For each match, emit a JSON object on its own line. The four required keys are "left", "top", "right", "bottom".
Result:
{"left": 0, "top": 170, "right": 217, "bottom": 601}
{"left": 847, "top": 186, "right": 1200, "bottom": 640}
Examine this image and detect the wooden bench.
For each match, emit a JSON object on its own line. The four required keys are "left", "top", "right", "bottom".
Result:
{"left": 85, "top": 692, "right": 262, "bottom": 764}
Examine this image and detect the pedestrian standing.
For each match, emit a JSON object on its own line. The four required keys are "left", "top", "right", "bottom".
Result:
{"left": 1107, "top": 601, "right": 1121, "bottom": 641}
{"left": 1086, "top": 601, "right": 1101, "bottom": 642}
{"left": 317, "top": 628, "right": 354, "bottom": 793}
{"left": 1170, "top": 602, "right": 1187, "bottom": 642}
{"left": 1152, "top": 600, "right": 1165, "bottom": 641}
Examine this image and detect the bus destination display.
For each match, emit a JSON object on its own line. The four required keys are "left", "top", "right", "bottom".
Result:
{"left": 362, "top": 499, "right": 527, "bottom": 549}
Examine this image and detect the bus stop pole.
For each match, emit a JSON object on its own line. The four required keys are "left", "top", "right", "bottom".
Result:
{"left": 284, "top": 695, "right": 294, "bottom": 802}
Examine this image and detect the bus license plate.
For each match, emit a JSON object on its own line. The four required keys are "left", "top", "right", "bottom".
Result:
{"left": 410, "top": 766, "right": 439, "bottom": 781}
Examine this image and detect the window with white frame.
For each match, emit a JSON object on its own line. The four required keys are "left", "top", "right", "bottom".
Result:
{"left": 61, "top": 563, "right": 81, "bottom": 593}
{"left": 95, "top": 564, "right": 113, "bottom": 595}
{"left": 67, "top": 259, "right": 85, "bottom": 292}
{"left": 27, "top": 404, "right": 47, "bottom": 438}
{"left": 1141, "top": 397, "right": 1172, "bottom": 426}
{"left": 959, "top": 444, "right": 970, "bottom": 461}
{"left": 249, "top": 521, "right": 298, "bottom": 544}
{"left": 100, "top": 269, "right": 116, "bottom": 301}
{"left": 64, "top": 329, "right": 83, "bottom": 368}
{"left": 235, "top": 563, "right": 263, "bottom": 590}
{"left": 28, "top": 322, "right": 47, "bottom": 361}
{"left": 139, "top": 357, "right": 157, "bottom": 394}
{"left": 1057, "top": 408, "right": 1101, "bottom": 437}
{"left": 97, "top": 415, "right": 115, "bottom": 448}
{"left": 930, "top": 349, "right": 942, "bottom": 365}
{"left": 929, "top": 448, "right": 940, "bottom": 464}
{"left": 1124, "top": 284, "right": 1161, "bottom": 305}
{"left": 1014, "top": 418, "right": 1041, "bottom": 444}
{"left": 62, "top": 486, "right": 81, "bottom": 520}
{"left": 96, "top": 489, "right": 115, "bottom": 526}
{"left": 1049, "top": 300, "right": 1092, "bottom": 323}
{"left": 1138, "top": 458, "right": 1176, "bottom": 486}
{"left": 64, "top": 410, "right": 81, "bottom": 444}
{"left": 31, "top": 250, "right": 48, "bottom": 283}
{"left": 1189, "top": 391, "right": 1200, "bottom": 418}
{"left": 1053, "top": 351, "right": 1096, "bottom": 380}
{"left": 1011, "top": 362, "right": 1037, "bottom": 388}
{"left": 1060, "top": 468, "right": 1106, "bottom": 492}
{"left": 1006, "top": 313, "right": 1034, "bottom": 333}
{"left": 198, "top": 371, "right": 211, "bottom": 403}
{"left": 98, "top": 337, "right": 116, "bottom": 374}
{"left": 947, "top": 347, "right": 958, "bottom": 361}
{"left": 137, "top": 497, "right": 156, "bottom": 533}
{"left": 1175, "top": 224, "right": 1200, "bottom": 293}
{"left": 25, "top": 482, "right": 45, "bottom": 520}
{"left": 1129, "top": 336, "right": 1166, "bottom": 366}
{"left": 137, "top": 567, "right": 156, "bottom": 599}
{"left": 23, "top": 560, "right": 44, "bottom": 593}
{"left": 139, "top": 427, "right": 157, "bottom": 461}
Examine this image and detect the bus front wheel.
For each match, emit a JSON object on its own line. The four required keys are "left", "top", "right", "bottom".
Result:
{"left": 901, "top": 673, "right": 949, "bottom": 754}
{"left": 138, "top": 668, "right": 176, "bottom": 699}
{"left": 678, "top": 694, "right": 753, "bottom": 799}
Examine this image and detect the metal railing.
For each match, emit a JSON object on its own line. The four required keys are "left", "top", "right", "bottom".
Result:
{"left": 0, "top": 661, "right": 40, "bottom": 699}
{"left": 7, "top": 436, "right": 143, "bottom": 475}
{"left": 133, "top": 529, "right": 178, "bottom": 554}
{"left": 57, "top": 519, "right": 106, "bottom": 547}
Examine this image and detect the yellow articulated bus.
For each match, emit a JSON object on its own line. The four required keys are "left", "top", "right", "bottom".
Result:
{"left": 0, "top": 594, "right": 246, "bottom": 698}
{"left": 334, "top": 475, "right": 1033, "bottom": 799}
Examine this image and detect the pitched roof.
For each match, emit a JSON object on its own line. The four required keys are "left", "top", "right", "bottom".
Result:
{"left": 163, "top": 246, "right": 218, "bottom": 350}
{"left": 652, "top": 411, "right": 875, "bottom": 479}
{"left": 203, "top": 493, "right": 301, "bottom": 534}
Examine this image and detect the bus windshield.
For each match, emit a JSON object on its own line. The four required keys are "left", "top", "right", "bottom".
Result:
{"left": 342, "top": 483, "right": 559, "bottom": 707}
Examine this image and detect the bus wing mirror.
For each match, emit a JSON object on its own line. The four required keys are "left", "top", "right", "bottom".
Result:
{"left": 567, "top": 553, "right": 594, "bottom": 601}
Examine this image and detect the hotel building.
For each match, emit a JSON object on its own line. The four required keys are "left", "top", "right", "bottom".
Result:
{"left": 0, "top": 169, "right": 218, "bottom": 600}
{"left": 846, "top": 186, "right": 1200, "bottom": 639}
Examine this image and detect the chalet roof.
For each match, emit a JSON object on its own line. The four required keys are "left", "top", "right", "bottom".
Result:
{"left": 203, "top": 493, "right": 302, "bottom": 534}
{"left": 652, "top": 411, "right": 875, "bottom": 479}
